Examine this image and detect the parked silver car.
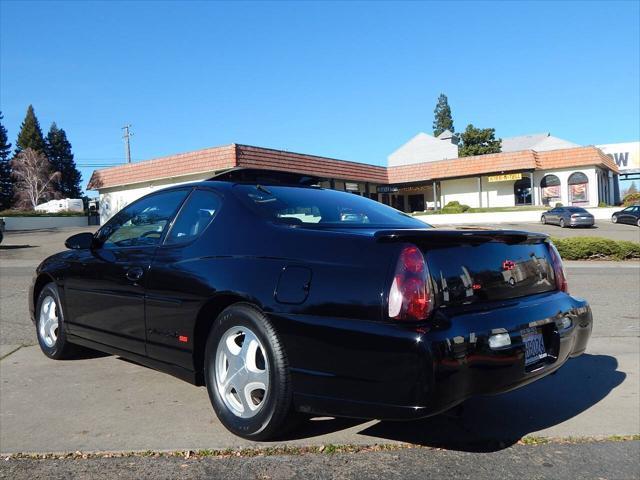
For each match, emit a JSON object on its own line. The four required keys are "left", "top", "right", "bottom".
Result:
{"left": 541, "top": 206, "right": 595, "bottom": 228}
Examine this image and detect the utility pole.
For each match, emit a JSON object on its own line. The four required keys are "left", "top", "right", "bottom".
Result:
{"left": 122, "top": 124, "right": 133, "bottom": 163}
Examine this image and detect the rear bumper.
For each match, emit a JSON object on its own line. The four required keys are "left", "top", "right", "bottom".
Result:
{"left": 569, "top": 218, "right": 594, "bottom": 226}
{"left": 277, "top": 292, "right": 592, "bottom": 420}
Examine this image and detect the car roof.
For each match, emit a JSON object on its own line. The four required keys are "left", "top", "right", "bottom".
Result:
{"left": 154, "top": 168, "right": 326, "bottom": 194}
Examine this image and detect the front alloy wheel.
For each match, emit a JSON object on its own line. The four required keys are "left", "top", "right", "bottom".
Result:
{"left": 541, "top": 215, "right": 546, "bottom": 225}
{"left": 204, "top": 303, "right": 296, "bottom": 440}
{"left": 612, "top": 215, "right": 618, "bottom": 223}
{"left": 36, "top": 282, "right": 78, "bottom": 359}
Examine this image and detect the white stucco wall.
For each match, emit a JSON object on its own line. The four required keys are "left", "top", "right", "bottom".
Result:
{"left": 437, "top": 167, "right": 602, "bottom": 209}
{"left": 441, "top": 178, "right": 481, "bottom": 207}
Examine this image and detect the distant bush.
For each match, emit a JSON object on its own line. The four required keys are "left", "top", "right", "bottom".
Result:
{"left": 623, "top": 193, "right": 640, "bottom": 206}
{"left": 552, "top": 237, "right": 640, "bottom": 261}
{"left": 598, "top": 201, "right": 608, "bottom": 207}
{"left": 555, "top": 202, "right": 564, "bottom": 208}
{"left": 441, "top": 201, "right": 471, "bottom": 213}
{"left": 0, "top": 209, "right": 86, "bottom": 217}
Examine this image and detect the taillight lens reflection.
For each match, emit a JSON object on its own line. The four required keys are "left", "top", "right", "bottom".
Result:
{"left": 388, "top": 245, "right": 434, "bottom": 321}
{"left": 548, "top": 241, "right": 568, "bottom": 293}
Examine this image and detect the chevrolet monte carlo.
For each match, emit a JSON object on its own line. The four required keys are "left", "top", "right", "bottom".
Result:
{"left": 30, "top": 168, "right": 593, "bottom": 440}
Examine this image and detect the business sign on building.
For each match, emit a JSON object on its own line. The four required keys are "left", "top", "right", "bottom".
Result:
{"left": 597, "top": 142, "right": 640, "bottom": 173}
{"left": 487, "top": 173, "right": 523, "bottom": 183}
{"left": 377, "top": 185, "right": 400, "bottom": 193}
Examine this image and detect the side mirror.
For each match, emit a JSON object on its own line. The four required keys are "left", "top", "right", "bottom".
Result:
{"left": 65, "top": 232, "right": 95, "bottom": 250}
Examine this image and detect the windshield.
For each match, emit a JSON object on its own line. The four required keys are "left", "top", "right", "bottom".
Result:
{"left": 567, "top": 207, "right": 589, "bottom": 213}
{"left": 233, "top": 184, "right": 428, "bottom": 228}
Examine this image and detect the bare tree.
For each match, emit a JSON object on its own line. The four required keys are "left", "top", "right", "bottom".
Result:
{"left": 10, "top": 148, "right": 61, "bottom": 210}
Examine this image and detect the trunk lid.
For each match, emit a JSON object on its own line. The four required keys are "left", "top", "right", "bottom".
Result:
{"left": 375, "top": 229, "right": 557, "bottom": 307}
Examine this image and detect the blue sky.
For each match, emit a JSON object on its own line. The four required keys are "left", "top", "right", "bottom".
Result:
{"left": 1, "top": 1, "right": 639, "bottom": 193}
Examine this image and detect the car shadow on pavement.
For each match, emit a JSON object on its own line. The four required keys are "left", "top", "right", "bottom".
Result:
{"left": 0, "top": 244, "right": 36, "bottom": 250}
{"left": 356, "top": 353, "right": 625, "bottom": 452}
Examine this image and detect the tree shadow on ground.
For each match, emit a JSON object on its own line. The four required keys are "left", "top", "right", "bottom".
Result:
{"left": 281, "top": 354, "right": 625, "bottom": 451}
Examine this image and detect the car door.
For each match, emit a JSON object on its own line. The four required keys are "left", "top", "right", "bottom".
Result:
{"left": 63, "top": 188, "right": 189, "bottom": 355}
{"left": 143, "top": 188, "right": 223, "bottom": 369}
{"left": 547, "top": 208, "right": 560, "bottom": 224}
{"left": 622, "top": 206, "right": 639, "bottom": 225}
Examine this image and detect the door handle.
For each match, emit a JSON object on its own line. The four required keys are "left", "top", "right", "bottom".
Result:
{"left": 126, "top": 267, "right": 144, "bottom": 282}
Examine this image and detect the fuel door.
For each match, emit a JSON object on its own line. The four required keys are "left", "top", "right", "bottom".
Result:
{"left": 275, "top": 266, "right": 312, "bottom": 305}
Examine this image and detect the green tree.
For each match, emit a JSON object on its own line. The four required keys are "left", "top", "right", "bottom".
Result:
{"left": 458, "top": 124, "right": 502, "bottom": 157}
{"left": 0, "top": 112, "right": 13, "bottom": 209}
{"left": 15, "top": 105, "right": 46, "bottom": 154}
{"left": 46, "top": 123, "right": 82, "bottom": 198}
{"left": 432, "top": 93, "right": 454, "bottom": 137}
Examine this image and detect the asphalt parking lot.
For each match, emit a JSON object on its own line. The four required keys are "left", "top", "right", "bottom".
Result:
{"left": 434, "top": 219, "right": 640, "bottom": 242}
{"left": 1, "top": 225, "right": 639, "bottom": 478}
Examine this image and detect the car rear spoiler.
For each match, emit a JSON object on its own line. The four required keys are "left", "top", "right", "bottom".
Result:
{"left": 373, "top": 229, "right": 549, "bottom": 246}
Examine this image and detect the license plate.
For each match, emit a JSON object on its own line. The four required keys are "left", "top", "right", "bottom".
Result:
{"left": 521, "top": 327, "right": 547, "bottom": 366}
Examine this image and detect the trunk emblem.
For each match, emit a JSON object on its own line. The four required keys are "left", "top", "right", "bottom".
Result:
{"left": 502, "top": 260, "right": 516, "bottom": 271}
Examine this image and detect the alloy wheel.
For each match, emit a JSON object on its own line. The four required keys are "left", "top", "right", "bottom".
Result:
{"left": 215, "top": 326, "right": 269, "bottom": 419}
{"left": 39, "top": 296, "right": 59, "bottom": 348}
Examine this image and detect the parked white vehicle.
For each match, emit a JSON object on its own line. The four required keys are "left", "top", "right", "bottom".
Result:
{"left": 34, "top": 198, "right": 84, "bottom": 214}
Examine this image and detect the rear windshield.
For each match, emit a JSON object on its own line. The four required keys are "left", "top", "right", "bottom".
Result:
{"left": 233, "top": 184, "right": 427, "bottom": 228}
{"left": 566, "top": 207, "right": 589, "bottom": 213}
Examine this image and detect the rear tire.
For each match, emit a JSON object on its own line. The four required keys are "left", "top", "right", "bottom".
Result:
{"left": 636, "top": 218, "right": 640, "bottom": 227}
{"left": 35, "top": 283, "right": 79, "bottom": 359}
{"left": 204, "top": 303, "right": 296, "bottom": 440}
{"left": 559, "top": 218, "right": 566, "bottom": 228}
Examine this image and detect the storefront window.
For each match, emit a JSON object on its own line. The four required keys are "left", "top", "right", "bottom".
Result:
{"left": 408, "top": 194, "right": 425, "bottom": 212}
{"left": 568, "top": 172, "right": 589, "bottom": 205}
{"left": 514, "top": 177, "right": 532, "bottom": 205}
{"left": 540, "top": 174, "right": 561, "bottom": 206}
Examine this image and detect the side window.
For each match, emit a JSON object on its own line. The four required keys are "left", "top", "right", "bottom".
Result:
{"left": 165, "top": 189, "right": 221, "bottom": 245}
{"left": 100, "top": 190, "right": 188, "bottom": 249}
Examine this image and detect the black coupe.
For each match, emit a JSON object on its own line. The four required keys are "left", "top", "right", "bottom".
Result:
{"left": 611, "top": 205, "right": 640, "bottom": 227}
{"left": 30, "top": 168, "right": 593, "bottom": 440}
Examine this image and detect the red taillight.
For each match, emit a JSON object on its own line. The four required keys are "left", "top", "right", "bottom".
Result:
{"left": 388, "top": 245, "right": 434, "bottom": 321}
{"left": 548, "top": 241, "right": 568, "bottom": 293}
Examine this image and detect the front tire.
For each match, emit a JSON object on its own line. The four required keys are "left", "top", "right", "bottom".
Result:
{"left": 204, "top": 303, "right": 295, "bottom": 440}
{"left": 637, "top": 218, "right": 640, "bottom": 227}
{"left": 612, "top": 215, "right": 618, "bottom": 224}
{"left": 541, "top": 215, "right": 546, "bottom": 225}
{"left": 36, "top": 283, "right": 78, "bottom": 359}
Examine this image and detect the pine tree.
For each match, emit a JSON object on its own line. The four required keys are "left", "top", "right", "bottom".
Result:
{"left": 46, "top": 123, "right": 82, "bottom": 198}
{"left": 458, "top": 124, "right": 502, "bottom": 157}
{"left": 0, "top": 112, "right": 13, "bottom": 209}
{"left": 15, "top": 105, "right": 46, "bottom": 154}
{"left": 432, "top": 93, "right": 454, "bottom": 137}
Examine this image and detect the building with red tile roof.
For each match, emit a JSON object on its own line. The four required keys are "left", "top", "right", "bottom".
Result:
{"left": 88, "top": 138, "right": 620, "bottom": 223}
